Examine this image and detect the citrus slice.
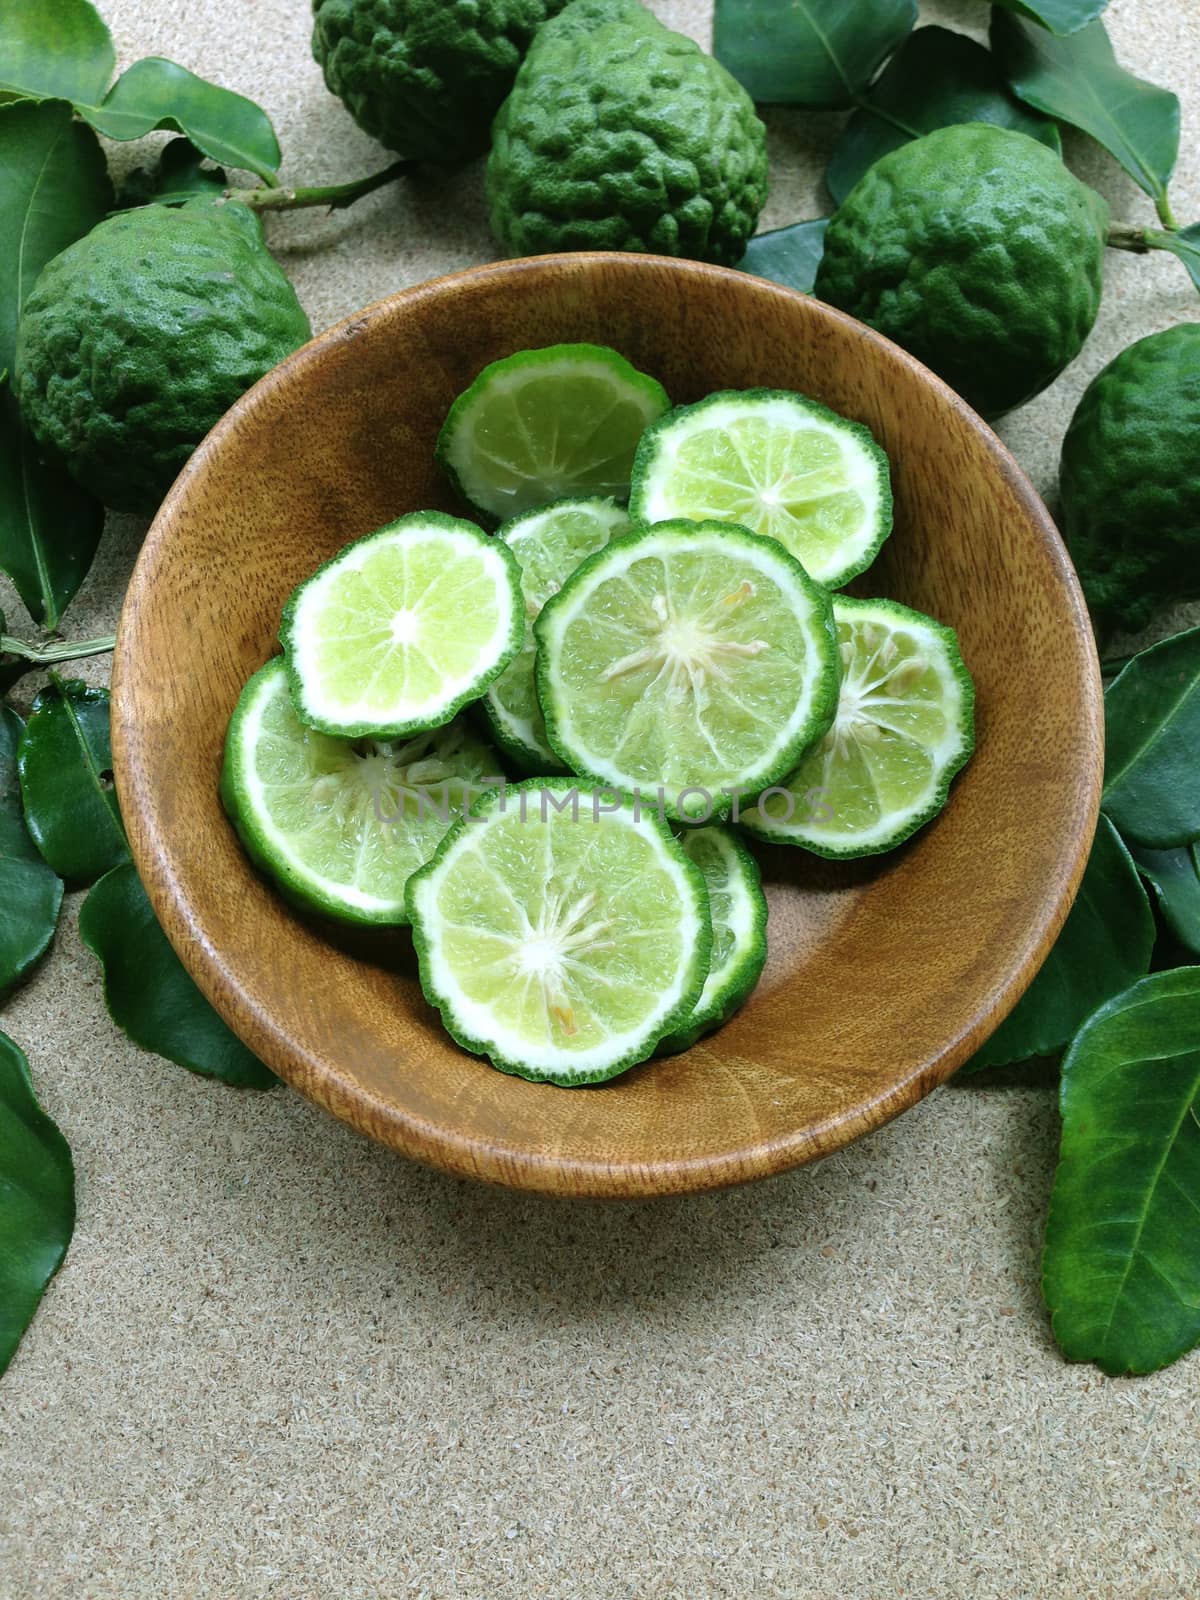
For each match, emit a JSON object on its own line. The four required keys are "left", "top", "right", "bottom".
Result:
{"left": 406, "top": 778, "right": 712, "bottom": 1085}
{"left": 280, "top": 511, "right": 522, "bottom": 738}
{"left": 534, "top": 520, "right": 840, "bottom": 822}
{"left": 485, "top": 496, "right": 632, "bottom": 770}
{"left": 436, "top": 343, "right": 670, "bottom": 520}
{"left": 221, "top": 658, "right": 503, "bottom": 924}
{"left": 740, "top": 596, "right": 975, "bottom": 856}
{"left": 658, "top": 824, "right": 768, "bottom": 1055}
{"left": 629, "top": 388, "right": 892, "bottom": 588}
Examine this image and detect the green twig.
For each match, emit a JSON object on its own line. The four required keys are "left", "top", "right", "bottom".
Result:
{"left": 0, "top": 633, "right": 116, "bottom": 666}
{"left": 225, "top": 161, "right": 414, "bottom": 214}
{"left": 1156, "top": 191, "right": 1179, "bottom": 231}
{"left": 1106, "top": 220, "right": 1155, "bottom": 253}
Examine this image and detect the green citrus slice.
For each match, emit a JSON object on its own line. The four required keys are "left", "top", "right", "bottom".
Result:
{"left": 485, "top": 496, "right": 632, "bottom": 770}
{"left": 221, "top": 658, "right": 503, "bottom": 925}
{"left": 280, "top": 511, "right": 522, "bottom": 738}
{"left": 534, "top": 520, "right": 840, "bottom": 822}
{"left": 406, "top": 778, "right": 712, "bottom": 1085}
{"left": 740, "top": 596, "right": 975, "bottom": 856}
{"left": 436, "top": 343, "right": 670, "bottom": 520}
{"left": 658, "top": 824, "right": 768, "bottom": 1055}
{"left": 629, "top": 388, "right": 892, "bottom": 588}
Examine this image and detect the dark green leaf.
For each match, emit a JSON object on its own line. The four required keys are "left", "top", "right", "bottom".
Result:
{"left": 713, "top": 0, "right": 917, "bottom": 108}
{"left": 1044, "top": 967, "right": 1200, "bottom": 1375}
{"left": 738, "top": 218, "right": 829, "bottom": 294}
{"left": 1103, "top": 626, "right": 1200, "bottom": 848}
{"left": 0, "top": 1031, "right": 74, "bottom": 1376}
{"left": 79, "top": 58, "right": 281, "bottom": 183}
{"left": 826, "top": 27, "right": 1061, "bottom": 206}
{"left": 991, "top": 11, "right": 1179, "bottom": 205}
{"left": 116, "top": 135, "right": 227, "bottom": 209}
{"left": 991, "top": 0, "right": 1108, "bottom": 35}
{"left": 1151, "top": 223, "right": 1200, "bottom": 294}
{"left": 965, "top": 815, "right": 1153, "bottom": 1069}
{"left": 0, "top": 704, "right": 63, "bottom": 992}
{"left": 0, "top": 101, "right": 109, "bottom": 626}
{"left": 79, "top": 862, "right": 276, "bottom": 1088}
{"left": 17, "top": 678, "right": 126, "bottom": 884}
{"left": 0, "top": 856, "right": 63, "bottom": 995}
{"left": 0, "top": 703, "right": 35, "bottom": 859}
{"left": 0, "top": 0, "right": 114, "bottom": 107}
{"left": 0, "top": 390, "right": 104, "bottom": 630}
{"left": 1131, "top": 844, "right": 1200, "bottom": 956}
{"left": 0, "top": 99, "right": 113, "bottom": 380}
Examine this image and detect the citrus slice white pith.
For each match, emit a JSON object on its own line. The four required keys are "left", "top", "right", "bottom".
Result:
{"left": 658, "top": 824, "right": 769, "bottom": 1054}
{"left": 630, "top": 388, "right": 892, "bottom": 588}
{"left": 437, "top": 343, "right": 669, "bottom": 520}
{"left": 280, "top": 511, "right": 522, "bottom": 738}
{"left": 407, "top": 779, "right": 711, "bottom": 1084}
{"left": 739, "top": 596, "right": 975, "bottom": 856}
{"left": 221, "top": 658, "right": 503, "bottom": 924}
{"left": 485, "top": 496, "right": 632, "bottom": 770}
{"left": 534, "top": 519, "right": 841, "bottom": 822}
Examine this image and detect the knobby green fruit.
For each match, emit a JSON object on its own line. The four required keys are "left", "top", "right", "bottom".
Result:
{"left": 1059, "top": 323, "right": 1200, "bottom": 636}
{"left": 14, "top": 200, "right": 311, "bottom": 515}
{"left": 487, "top": 0, "right": 768, "bottom": 266}
{"left": 311, "top": 0, "right": 568, "bottom": 165}
{"left": 814, "top": 123, "right": 1108, "bottom": 418}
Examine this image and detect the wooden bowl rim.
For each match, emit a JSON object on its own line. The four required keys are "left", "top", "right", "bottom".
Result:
{"left": 112, "top": 252, "right": 1103, "bottom": 1198}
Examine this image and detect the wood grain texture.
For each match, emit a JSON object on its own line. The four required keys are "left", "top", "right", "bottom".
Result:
{"left": 110, "top": 254, "right": 1103, "bottom": 1198}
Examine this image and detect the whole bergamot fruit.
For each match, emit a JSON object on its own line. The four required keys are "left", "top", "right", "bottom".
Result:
{"left": 1059, "top": 323, "right": 1200, "bottom": 636}
{"left": 486, "top": 0, "right": 768, "bottom": 266}
{"left": 311, "top": 0, "right": 568, "bottom": 165}
{"left": 814, "top": 124, "right": 1109, "bottom": 418}
{"left": 14, "top": 200, "right": 311, "bottom": 516}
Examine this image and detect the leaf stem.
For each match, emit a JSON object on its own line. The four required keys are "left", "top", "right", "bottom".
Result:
{"left": 0, "top": 633, "right": 116, "bottom": 665}
{"left": 847, "top": 93, "right": 922, "bottom": 143}
{"left": 1156, "top": 191, "right": 1179, "bottom": 230}
{"left": 225, "top": 161, "right": 414, "bottom": 214}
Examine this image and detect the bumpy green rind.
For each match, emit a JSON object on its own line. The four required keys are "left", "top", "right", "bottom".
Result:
{"left": 657, "top": 824, "right": 768, "bottom": 1055}
{"left": 279, "top": 511, "right": 524, "bottom": 740}
{"left": 628, "top": 386, "right": 894, "bottom": 590}
{"left": 406, "top": 777, "right": 713, "bottom": 1086}
{"left": 13, "top": 201, "right": 311, "bottom": 515}
{"left": 739, "top": 596, "right": 975, "bottom": 858}
{"left": 1059, "top": 324, "right": 1200, "bottom": 637}
{"left": 312, "top": 0, "right": 567, "bottom": 165}
{"left": 487, "top": 0, "right": 769, "bottom": 266}
{"left": 814, "top": 124, "right": 1108, "bottom": 419}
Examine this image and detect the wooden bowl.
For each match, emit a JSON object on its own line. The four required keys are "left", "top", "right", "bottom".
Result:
{"left": 112, "top": 254, "right": 1102, "bottom": 1198}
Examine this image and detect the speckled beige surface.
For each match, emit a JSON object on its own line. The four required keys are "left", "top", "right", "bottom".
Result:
{"left": 1, "top": 3, "right": 1197, "bottom": 1595}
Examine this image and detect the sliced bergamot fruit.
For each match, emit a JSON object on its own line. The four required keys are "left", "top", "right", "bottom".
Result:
{"left": 221, "top": 657, "right": 503, "bottom": 924}
{"left": 657, "top": 824, "right": 768, "bottom": 1055}
{"left": 485, "top": 496, "right": 632, "bottom": 770}
{"left": 280, "top": 511, "right": 521, "bottom": 738}
{"left": 739, "top": 596, "right": 975, "bottom": 856}
{"left": 406, "top": 778, "right": 712, "bottom": 1085}
{"left": 436, "top": 343, "right": 669, "bottom": 521}
{"left": 629, "top": 388, "right": 892, "bottom": 588}
{"left": 534, "top": 520, "right": 840, "bottom": 822}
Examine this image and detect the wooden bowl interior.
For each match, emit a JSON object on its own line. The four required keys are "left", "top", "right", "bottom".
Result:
{"left": 112, "top": 255, "right": 1102, "bottom": 1197}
